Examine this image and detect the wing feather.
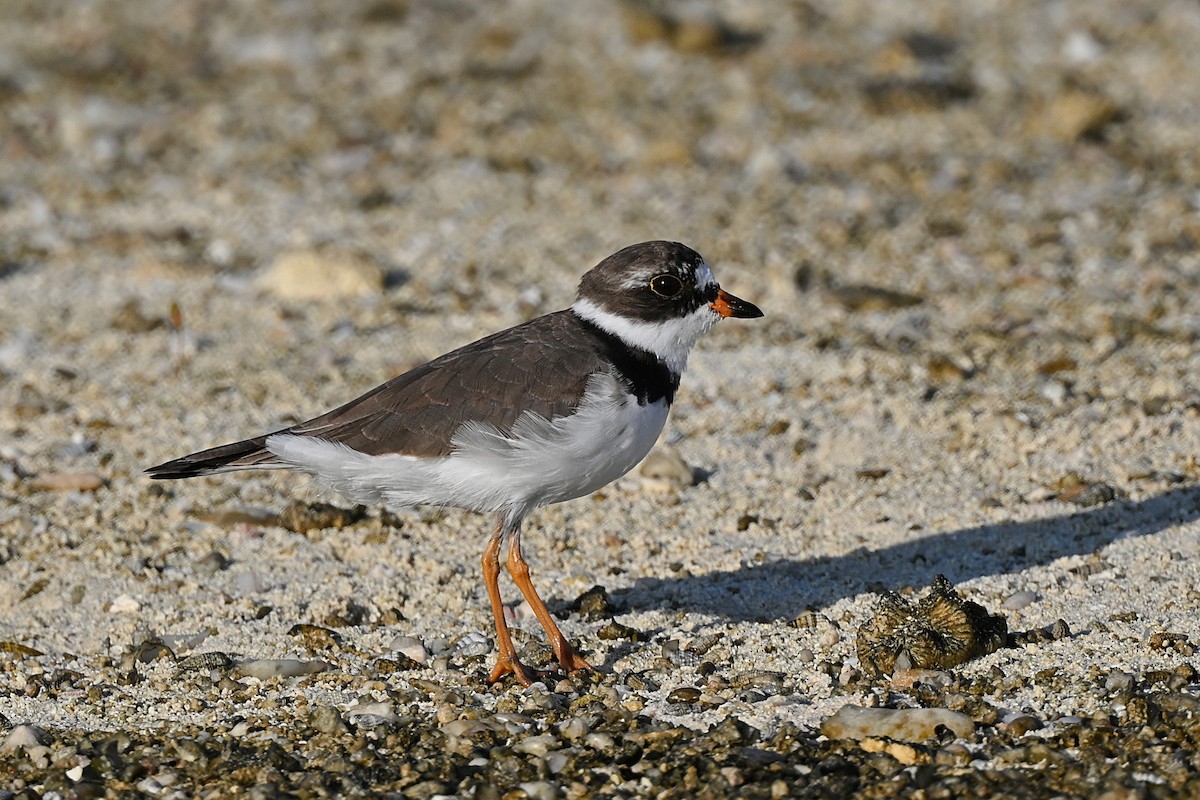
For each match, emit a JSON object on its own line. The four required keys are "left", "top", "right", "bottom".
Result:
{"left": 283, "top": 310, "right": 606, "bottom": 457}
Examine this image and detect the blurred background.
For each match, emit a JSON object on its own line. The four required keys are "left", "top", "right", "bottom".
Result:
{"left": 3, "top": 0, "right": 1197, "bottom": 311}
{"left": 2, "top": 0, "right": 1199, "bottom": 452}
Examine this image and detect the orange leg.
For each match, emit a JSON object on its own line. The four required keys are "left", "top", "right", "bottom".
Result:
{"left": 482, "top": 522, "right": 541, "bottom": 686}
{"left": 507, "top": 531, "right": 593, "bottom": 675}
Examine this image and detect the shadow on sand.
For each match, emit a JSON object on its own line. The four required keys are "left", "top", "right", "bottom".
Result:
{"left": 609, "top": 483, "right": 1200, "bottom": 623}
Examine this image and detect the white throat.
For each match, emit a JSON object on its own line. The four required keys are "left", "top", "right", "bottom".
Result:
{"left": 571, "top": 296, "right": 718, "bottom": 375}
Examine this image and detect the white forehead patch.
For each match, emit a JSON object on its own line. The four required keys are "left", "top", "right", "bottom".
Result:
{"left": 695, "top": 259, "right": 716, "bottom": 289}
{"left": 618, "top": 271, "right": 647, "bottom": 290}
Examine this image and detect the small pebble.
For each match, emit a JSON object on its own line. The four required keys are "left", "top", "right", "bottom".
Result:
{"left": 1002, "top": 715, "right": 1044, "bottom": 736}
{"left": 435, "top": 703, "right": 460, "bottom": 724}
{"left": 192, "top": 551, "right": 231, "bottom": 576}
{"left": 388, "top": 635, "right": 429, "bottom": 664}
{"left": 638, "top": 445, "right": 694, "bottom": 490}
{"left": 512, "top": 734, "right": 558, "bottom": 757}
{"left": 176, "top": 652, "right": 234, "bottom": 674}
{"left": 1039, "top": 379, "right": 1069, "bottom": 405}
{"left": 234, "top": 570, "right": 268, "bottom": 596}
{"left": 583, "top": 732, "right": 615, "bottom": 751}
{"left": 890, "top": 668, "right": 953, "bottom": 690}
{"left": 519, "top": 781, "right": 559, "bottom": 800}
{"left": 838, "top": 664, "right": 862, "bottom": 686}
{"left": 442, "top": 719, "right": 490, "bottom": 739}
{"left": 1105, "top": 671, "right": 1135, "bottom": 693}
{"left": 345, "top": 701, "right": 397, "bottom": 725}
{"left": 666, "top": 686, "right": 702, "bottom": 704}
{"left": 575, "top": 585, "right": 611, "bottom": 621}
{"left": 686, "top": 633, "right": 721, "bottom": 656}
{"left": 821, "top": 704, "right": 975, "bottom": 742}
{"left": 1002, "top": 590, "right": 1037, "bottom": 610}
{"left": 109, "top": 594, "right": 142, "bottom": 614}
{"left": 257, "top": 249, "right": 383, "bottom": 301}
{"left": 559, "top": 717, "right": 592, "bottom": 740}
{"left": 310, "top": 705, "right": 347, "bottom": 734}
{"left": 279, "top": 500, "right": 367, "bottom": 533}
{"left": 1, "top": 724, "right": 49, "bottom": 751}
{"left": 199, "top": 506, "right": 279, "bottom": 528}
{"left": 28, "top": 471, "right": 105, "bottom": 492}
{"left": 236, "top": 658, "right": 328, "bottom": 679}
{"left": 136, "top": 777, "right": 170, "bottom": 794}
{"left": 453, "top": 631, "right": 492, "bottom": 657}
{"left": 288, "top": 623, "right": 342, "bottom": 651}
{"left": 859, "top": 737, "right": 921, "bottom": 765}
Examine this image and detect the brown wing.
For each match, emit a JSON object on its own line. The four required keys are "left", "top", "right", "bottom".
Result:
{"left": 276, "top": 310, "right": 611, "bottom": 457}
{"left": 147, "top": 311, "right": 610, "bottom": 478}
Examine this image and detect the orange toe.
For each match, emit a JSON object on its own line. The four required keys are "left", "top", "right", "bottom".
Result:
{"left": 556, "top": 644, "right": 594, "bottom": 675}
{"left": 486, "top": 654, "right": 545, "bottom": 687}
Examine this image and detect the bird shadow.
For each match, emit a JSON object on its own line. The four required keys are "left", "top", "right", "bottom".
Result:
{"left": 605, "top": 483, "right": 1200, "bottom": 623}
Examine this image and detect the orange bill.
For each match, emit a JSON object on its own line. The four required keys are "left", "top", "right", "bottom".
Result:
{"left": 710, "top": 288, "right": 763, "bottom": 319}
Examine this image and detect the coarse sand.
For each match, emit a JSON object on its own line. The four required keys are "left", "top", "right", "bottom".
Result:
{"left": 2, "top": 1, "right": 1200, "bottom": 796}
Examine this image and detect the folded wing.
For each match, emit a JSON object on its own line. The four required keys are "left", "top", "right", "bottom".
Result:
{"left": 145, "top": 311, "right": 609, "bottom": 478}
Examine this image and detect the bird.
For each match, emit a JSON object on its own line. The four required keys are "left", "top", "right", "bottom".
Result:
{"left": 146, "top": 240, "right": 763, "bottom": 686}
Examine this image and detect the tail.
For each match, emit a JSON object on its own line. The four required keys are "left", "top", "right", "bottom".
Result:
{"left": 145, "top": 432, "right": 287, "bottom": 479}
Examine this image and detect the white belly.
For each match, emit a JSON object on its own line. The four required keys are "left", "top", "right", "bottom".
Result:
{"left": 266, "top": 373, "right": 669, "bottom": 515}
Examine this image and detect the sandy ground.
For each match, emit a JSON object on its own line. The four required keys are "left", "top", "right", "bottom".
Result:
{"left": 2, "top": 0, "right": 1200, "bottom": 796}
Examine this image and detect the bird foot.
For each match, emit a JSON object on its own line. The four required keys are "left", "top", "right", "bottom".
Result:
{"left": 486, "top": 648, "right": 594, "bottom": 687}
{"left": 486, "top": 654, "right": 556, "bottom": 687}
{"left": 553, "top": 643, "right": 594, "bottom": 676}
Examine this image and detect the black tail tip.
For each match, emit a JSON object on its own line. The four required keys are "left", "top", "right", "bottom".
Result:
{"left": 144, "top": 461, "right": 209, "bottom": 480}
{"left": 143, "top": 435, "right": 275, "bottom": 480}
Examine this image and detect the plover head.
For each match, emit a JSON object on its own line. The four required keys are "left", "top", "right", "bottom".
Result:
{"left": 571, "top": 240, "right": 762, "bottom": 374}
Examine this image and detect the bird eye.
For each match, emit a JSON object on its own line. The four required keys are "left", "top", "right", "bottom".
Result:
{"left": 649, "top": 274, "right": 684, "bottom": 298}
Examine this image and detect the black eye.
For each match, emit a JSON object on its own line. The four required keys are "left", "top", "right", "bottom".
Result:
{"left": 649, "top": 274, "right": 684, "bottom": 298}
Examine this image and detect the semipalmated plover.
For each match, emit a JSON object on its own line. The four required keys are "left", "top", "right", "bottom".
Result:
{"left": 147, "top": 240, "right": 762, "bottom": 685}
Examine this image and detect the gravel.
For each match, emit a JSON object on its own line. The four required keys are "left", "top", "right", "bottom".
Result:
{"left": 3, "top": 0, "right": 1200, "bottom": 796}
